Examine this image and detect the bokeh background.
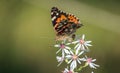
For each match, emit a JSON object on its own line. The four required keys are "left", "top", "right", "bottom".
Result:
{"left": 0, "top": 0, "right": 120, "bottom": 73}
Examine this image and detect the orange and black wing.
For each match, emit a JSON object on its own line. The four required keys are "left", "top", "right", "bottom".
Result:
{"left": 51, "top": 7, "right": 83, "bottom": 36}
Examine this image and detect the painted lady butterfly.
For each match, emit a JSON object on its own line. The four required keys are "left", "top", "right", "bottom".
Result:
{"left": 51, "top": 7, "right": 83, "bottom": 41}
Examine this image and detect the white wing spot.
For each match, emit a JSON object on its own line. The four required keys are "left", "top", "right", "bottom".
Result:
{"left": 56, "top": 13, "right": 59, "bottom": 15}
{"left": 52, "top": 16, "right": 56, "bottom": 21}
{"left": 51, "top": 12, "right": 53, "bottom": 15}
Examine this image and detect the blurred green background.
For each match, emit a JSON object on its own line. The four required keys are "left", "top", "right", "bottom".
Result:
{"left": 0, "top": 0, "right": 120, "bottom": 73}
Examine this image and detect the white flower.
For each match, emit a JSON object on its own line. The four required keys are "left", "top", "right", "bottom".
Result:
{"left": 54, "top": 42, "right": 71, "bottom": 57}
{"left": 84, "top": 56, "right": 100, "bottom": 69}
{"left": 66, "top": 50, "right": 84, "bottom": 70}
{"left": 56, "top": 56, "right": 64, "bottom": 66}
{"left": 72, "top": 34, "right": 92, "bottom": 51}
{"left": 62, "top": 67, "right": 78, "bottom": 73}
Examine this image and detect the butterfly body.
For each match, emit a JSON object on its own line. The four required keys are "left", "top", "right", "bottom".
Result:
{"left": 51, "top": 7, "right": 83, "bottom": 41}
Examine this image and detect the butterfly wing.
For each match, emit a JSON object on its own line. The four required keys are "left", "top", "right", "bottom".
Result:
{"left": 51, "top": 7, "right": 83, "bottom": 36}
{"left": 51, "top": 7, "right": 67, "bottom": 26}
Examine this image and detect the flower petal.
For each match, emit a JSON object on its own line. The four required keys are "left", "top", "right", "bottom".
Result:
{"left": 72, "top": 40, "right": 79, "bottom": 44}
{"left": 56, "top": 56, "right": 64, "bottom": 66}
{"left": 66, "top": 55, "right": 72, "bottom": 59}
{"left": 78, "top": 51, "right": 84, "bottom": 56}
{"left": 70, "top": 60, "right": 77, "bottom": 70}
{"left": 82, "top": 34, "right": 85, "bottom": 40}
{"left": 84, "top": 45, "right": 90, "bottom": 52}
{"left": 79, "top": 58, "right": 86, "bottom": 61}
{"left": 92, "top": 59, "right": 96, "bottom": 62}
{"left": 76, "top": 47, "right": 79, "bottom": 55}
{"left": 89, "top": 63, "right": 96, "bottom": 69}
{"left": 74, "top": 43, "right": 80, "bottom": 49}
{"left": 57, "top": 61, "right": 63, "bottom": 67}
{"left": 56, "top": 56, "right": 62, "bottom": 62}
{"left": 89, "top": 63, "right": 99, "bottom": 69}
{"left": 65, "top": 46, "right": 71, "bottom": 50}
{"left": 85, "top": 43, "right": 92, "bottom": 46}
{"left": 81, "top": 45, "right": 85, "bottom": 50}
{"left": 56, "top": 49, "right": 61, "bottom": 54}
{"left": 69, "top": 50, "right": 74, "bottom": 55}
{"left": 85, "top": 41, "right": 92, "bottom": 44}
{"left": 77, "top": 59, "right": 81, "bottom": 64}
{"left": 85, "top": 55, "right": 88, "bottom": 59}
{"left": 54, "top": 44, "right": 60, "bottom": 47}
{"left": 68, "top": 59, "right": 72, "bottom": 64}
{"left": 62, "top": 50, "right": 65, "bottom": 57}
{"left": 64, "top": 49, "right": 70, "bottom": 54}
{"left": 92, "top": 63, "right": 100, "bottom": 67}
{"left": 66, "top": 43, "right": 72, "bottom": 45}
{"left": 65, "top": 68, "right": 69, "bottom": 72}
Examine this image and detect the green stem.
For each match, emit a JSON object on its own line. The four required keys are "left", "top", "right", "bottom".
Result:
{"left": 76, "top": 63, "right": 88, "bottom": 72}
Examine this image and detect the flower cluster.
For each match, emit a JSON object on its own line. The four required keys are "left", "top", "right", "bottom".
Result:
{"left": 54, "top": 34, "right": 99, "bottom": 73}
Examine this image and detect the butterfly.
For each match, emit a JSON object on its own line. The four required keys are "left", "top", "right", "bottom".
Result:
{"left": 51, "top": 7, "right": 83, "bottom": 41}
